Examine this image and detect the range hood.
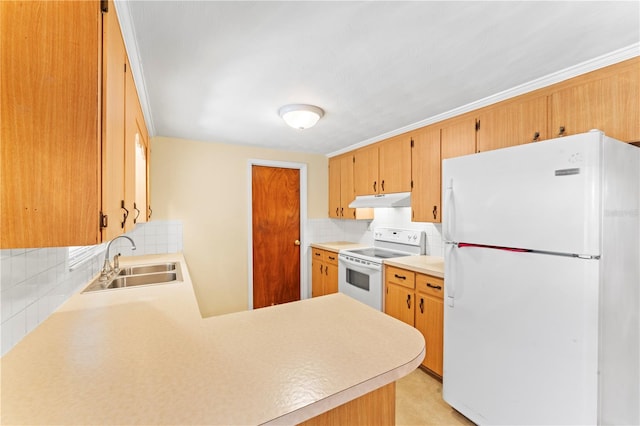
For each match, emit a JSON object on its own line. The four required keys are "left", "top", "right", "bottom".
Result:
{"left": 348, "top": 192, "right": 411, "bottom": 208}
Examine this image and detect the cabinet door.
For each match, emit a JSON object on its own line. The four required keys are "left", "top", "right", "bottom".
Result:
{"left": 415, "top": 293, "right": 444, "bottom": 376}
{"left": 441, "top": 115, "right": 477, "bottom": 159}
{"left": 311, "top": 257, "right": 324, "bottom": 298}
{"left": 550, "top": 63, "right": 640, "bottom": 143}
{"left": 354, "top": 145, "right": 379, "bottom": 195}
{"left": 324, "top": 262, "right": 339, "bottom": 295}
{"left": 379, "top": 135, "right": 411, "bottom": 193}
{"left": 385, "top": 283, "right": 415, "bottom": 326}
{"left": 411, "top": 126, "right": 441, "bottom": 223}
{"left": 1, "top": 1, "right": 101, "bottom": 248}
{"left": 101, "top": 1, "right": 127, "bottom": 241}
{"left": 328, "top": 157, "right": 341, "bottom": 218}
{"left": 124, "top": 58, "right": 138, "bottom": 232}
{"left": 340, "top": 155, "right": 356, "bottom": 219}
{"left": 477, "top": 94, "right": 548, "bottom": 152}
{"left": 134, "top": 114, "right": 149, "bottom": 224}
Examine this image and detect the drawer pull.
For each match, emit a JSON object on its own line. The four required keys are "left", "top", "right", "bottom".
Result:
{"left": 426, "top": 283, "right": 442, "bottom": 290}
{"left": 328, "top": 256, "right": 335, "bottom": 261}
{"left": 394, "top": 274, "right": 406, "bottom": 280}
{"left": 315, "top": 252, "right": 321, "bottom": 257}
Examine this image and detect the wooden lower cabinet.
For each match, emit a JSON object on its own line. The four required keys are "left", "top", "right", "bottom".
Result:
{"left": 384, "top": 265, "right": 444, "bottom": 377}
{"left": 311, "top": 248, "right": 339, "bottom": 297}
{"left": 385, "top": 282, "right": 415, "bottom": 326}
{"left": 299, "top": 382, "right": 395, "bottom": 426}
{"left": 415, "top": 274, "right": 445, "bottom": 376}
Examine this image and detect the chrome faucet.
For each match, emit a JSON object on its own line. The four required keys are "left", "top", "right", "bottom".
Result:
{"left": 100, "top": 236, "right": 136, "bottom": 281}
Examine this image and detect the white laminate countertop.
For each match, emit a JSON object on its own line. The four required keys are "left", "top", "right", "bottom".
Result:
{"left": 383, "top": 255, "right": 445, "bottom": 278}
{"left": 309, "top": 241, "right": 366, "bottom": 252}
{"left": 0, "top": 253, "right": 425, "bottom": 425}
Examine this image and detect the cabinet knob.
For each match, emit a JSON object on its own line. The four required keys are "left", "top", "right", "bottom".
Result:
{"left": 336, "top": 207, "right": 339, "bottom": 217}
{"left": 373, "top": 181, "right": 377, "bottom": 192}
{"left": 558, "top": 126, "right": 566, "bottom": 137}
{"left": 419, "top": 297, "right": 424, "bottom": 314}
{"left": 432, "top": 205, "right": 438, "bottom": 220}
{"left": 294, "top": 240, "right": 301, "bottom": 246}
{"left": 381, "top": 180, "right": 385, "bottom": 192}
{"left": 406, "top": 294, "right": 411, "bottom": 309}
{"left": 532, "top": 131, "right": 540, "bottom": 142}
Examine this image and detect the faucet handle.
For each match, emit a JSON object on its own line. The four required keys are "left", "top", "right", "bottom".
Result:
{"left": 113, "top": 253, "right": 121, "bottom": 273}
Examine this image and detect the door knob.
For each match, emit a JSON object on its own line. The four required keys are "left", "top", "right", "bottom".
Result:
{"left": 294, "top": 240, "right": 301, "bottom": 246}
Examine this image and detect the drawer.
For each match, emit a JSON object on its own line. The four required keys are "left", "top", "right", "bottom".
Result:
{"left": 312, "top": 248, "right": 325, "bottom": 261}
{"left": 324, "top": 250, "right": 339, "bottom": 265}
{"left": 385, "top": 265, "right": 415, "bottom": 289}
{"left": 416, "top": 274, "right": 444, "bottom": 299}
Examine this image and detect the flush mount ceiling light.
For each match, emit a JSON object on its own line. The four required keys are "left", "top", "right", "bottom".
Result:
{"left": 278, "top": 104, "right": 324, "bottom": 130}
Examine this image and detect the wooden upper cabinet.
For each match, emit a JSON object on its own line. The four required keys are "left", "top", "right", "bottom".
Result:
{"left": 550, "top": 59, "right": 640, "bottom": 143}
{"left": 411, "top": 126, "right": 441, "bottom": 223}
{"left": 0, "top": 1, "right": 101, "bottom": 248}
{"left": 477, "top": 94, "right": 548, "bottom": 152}
{"left": 102, "top": 0, "right": 127, "bottom": 241}
{"left": 124, "top": 58, "right": 137, "bottom": 232}
{"left": 328, "top": 157, "right": 341, "bottom": 218}
{"left": 328, "top": 154, "right": 370, "bottom": 220}
{"left": 379, "top": 135, "right": 412, "bottom": 193}
{"left": 354, "top": 145, "right": 379, "bottom": 195}
{"left": 440, "top": 114, "right": 477, "bottom": 160}
{"left": 134, "top": 108, "right": 150, "bottom": 224}
{"left": 339, "top": 154, "right": 357, "bottom": 219}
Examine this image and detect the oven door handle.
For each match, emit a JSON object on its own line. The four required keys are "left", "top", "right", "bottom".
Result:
{"left": 339, "top": 255, "right": 381, "bottom": 272}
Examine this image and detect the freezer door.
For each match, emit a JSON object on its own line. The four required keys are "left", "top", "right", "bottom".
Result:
{"left": 442, "top": 245, "right": 599, "bottom": 425}
{"left": 442, "top": 131, "right": 602, "bottom": 255}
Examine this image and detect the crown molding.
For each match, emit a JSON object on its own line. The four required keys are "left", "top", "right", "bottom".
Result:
{"left": 114, "top": 0, "right": 156, "bottom": 137}
{"left": 328, "top": 43, "right": 640, "bottom": 158}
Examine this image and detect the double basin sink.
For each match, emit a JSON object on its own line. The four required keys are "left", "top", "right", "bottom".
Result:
{"left": 83, "top": 262, "right": 183, "bottom": 293}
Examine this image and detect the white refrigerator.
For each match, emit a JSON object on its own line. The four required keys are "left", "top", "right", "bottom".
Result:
{"left": 441, "top": 130, "right": 639, "bottom": 425}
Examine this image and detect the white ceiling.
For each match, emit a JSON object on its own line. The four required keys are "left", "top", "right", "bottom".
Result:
{"left": 118, "top": 1, "right": 640, "bottom": 155}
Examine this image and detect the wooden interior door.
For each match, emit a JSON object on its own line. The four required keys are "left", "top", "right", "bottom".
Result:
{"left": 252, "top": 166, "right": 301, "bottom": 308}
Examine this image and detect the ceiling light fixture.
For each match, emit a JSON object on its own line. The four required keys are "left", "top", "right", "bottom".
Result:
{"left": 278, "top": 104, "right": 324, "bottom": 130}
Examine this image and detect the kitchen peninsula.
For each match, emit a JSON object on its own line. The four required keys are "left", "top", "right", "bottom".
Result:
{"left": 1, "top": 253, "right": 425, "bottom": 425}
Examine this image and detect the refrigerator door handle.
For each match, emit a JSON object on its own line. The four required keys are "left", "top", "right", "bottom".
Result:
{"left": 444, "top": 178, "right": 454, "bottom": 242}
{"left": 445, "top": 242, "right": 456, "bottom": 307}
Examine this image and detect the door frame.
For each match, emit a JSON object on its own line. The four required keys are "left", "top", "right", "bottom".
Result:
{"left": 247, "top": 159, "right": 308, "bottom": 310}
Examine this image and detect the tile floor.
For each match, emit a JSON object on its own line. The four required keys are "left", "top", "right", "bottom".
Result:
{"left": 396, "top": 368, "right": 475, "bottom": 425}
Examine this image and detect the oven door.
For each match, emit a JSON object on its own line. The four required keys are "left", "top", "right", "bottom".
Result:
{"left": 338, "top": 254, "right": 382, "bottom": 311}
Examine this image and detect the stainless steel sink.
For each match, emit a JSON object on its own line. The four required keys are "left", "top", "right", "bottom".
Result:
{"left": 107, "top": 272, "right": 177, "bottom": 288}
{"left": 117, "top": 263, "right": 176, "bottom": 276}
{"left": 83, "top": 262, "right": 183, "bottom": 293}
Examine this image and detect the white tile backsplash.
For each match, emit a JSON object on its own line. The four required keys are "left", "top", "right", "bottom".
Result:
{"left": 306, "top": 207, "right": 443, "bottom": 256}
{"left": 0, "top": 220, "right": 183, "bottom": 356}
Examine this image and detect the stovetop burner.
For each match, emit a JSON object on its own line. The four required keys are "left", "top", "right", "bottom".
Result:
{"left": 346, "top": 248, "right": 410, "bottom": 259}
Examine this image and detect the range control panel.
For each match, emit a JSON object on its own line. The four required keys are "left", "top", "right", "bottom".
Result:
{"left": 373, "top": 228, "right": 425, "bottom": 247}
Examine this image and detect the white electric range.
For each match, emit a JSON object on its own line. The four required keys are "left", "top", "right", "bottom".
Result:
{"left": 338, "top": 228, "right": 426, "bottom": 310}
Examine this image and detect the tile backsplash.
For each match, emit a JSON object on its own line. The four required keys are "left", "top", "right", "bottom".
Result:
{"left": 0, "top": 220, "right": 183, "bottom": 356}
{"left": 306, "top": 207, "right": 444, "bottom": 256}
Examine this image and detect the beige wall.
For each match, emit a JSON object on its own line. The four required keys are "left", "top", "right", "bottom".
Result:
{"left": 150, "top": 136, "right": 328, "bottom": 317}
